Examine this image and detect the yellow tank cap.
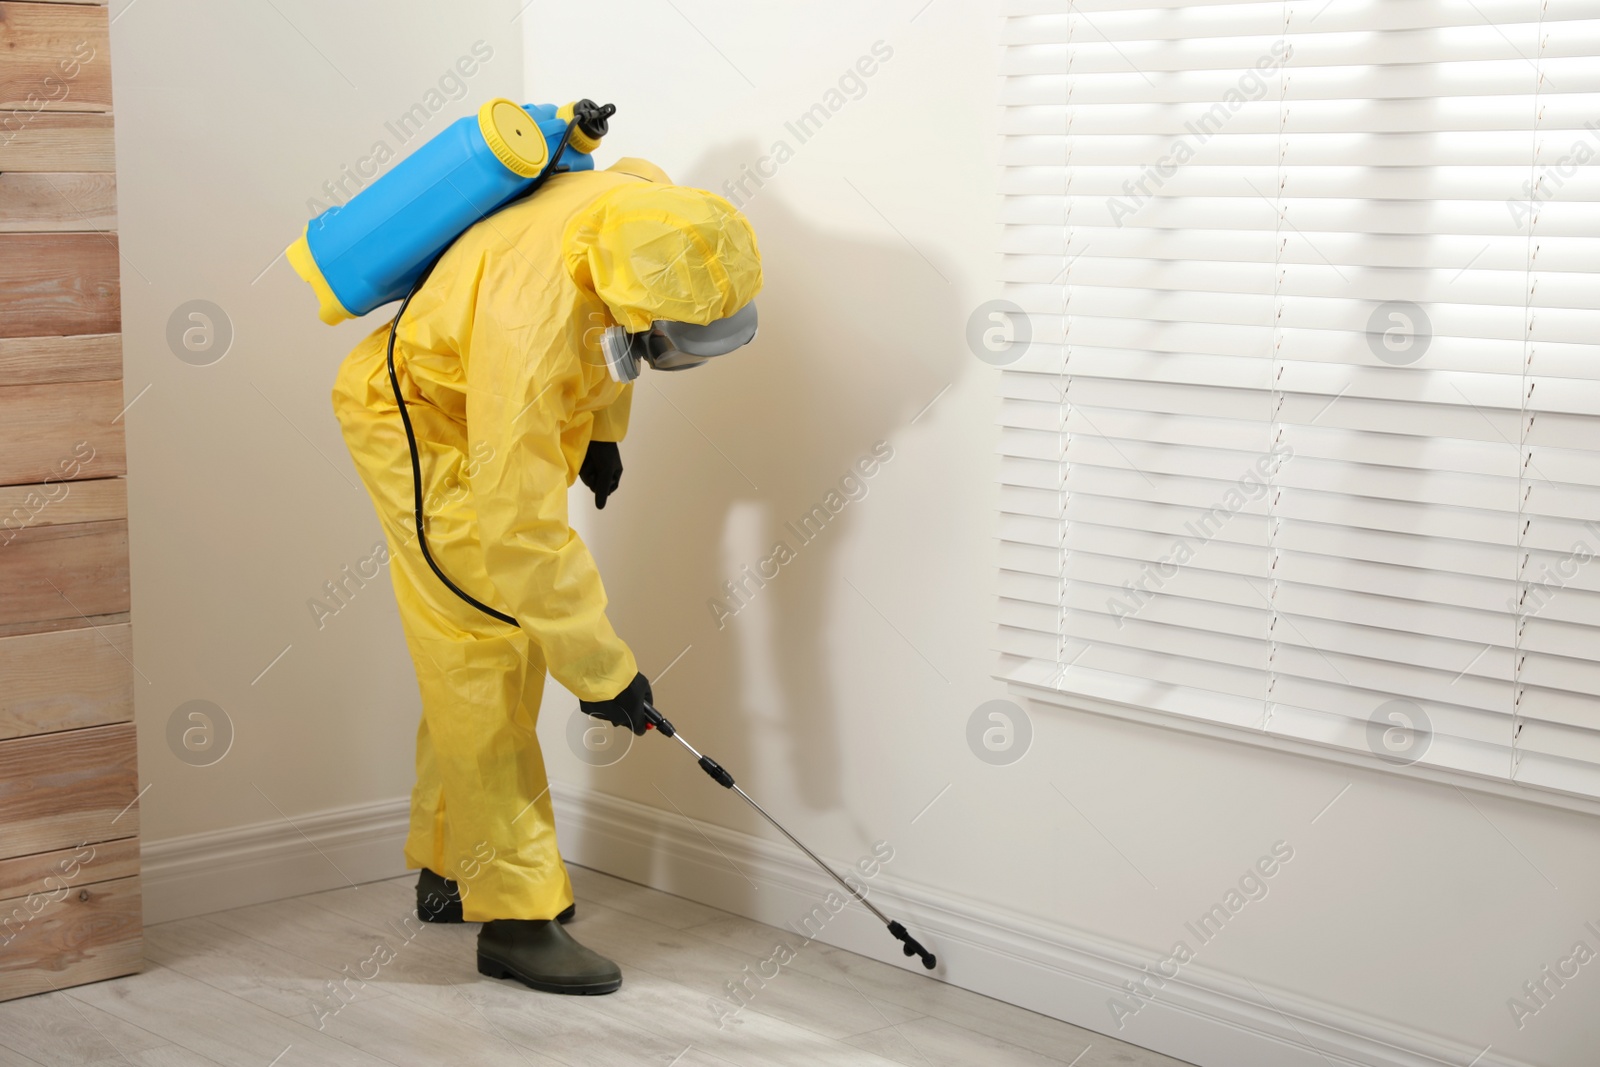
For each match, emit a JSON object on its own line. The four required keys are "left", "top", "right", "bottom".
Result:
{"left": 557, "top": 101, "right": 602, "bottom": 155}
{"left": 478, "top": 98, "right": 548, "bottom": 178}
{"left": 286, "top": 228, "right": 353, "bottom": 326}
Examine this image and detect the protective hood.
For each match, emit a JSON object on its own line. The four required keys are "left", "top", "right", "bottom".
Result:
{"left": 563, "top": 183, "right": 764, "bottom": 334}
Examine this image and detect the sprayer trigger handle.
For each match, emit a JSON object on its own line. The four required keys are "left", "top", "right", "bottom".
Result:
{"left": 641, "top": 703, "right": 675, "bottom": 738}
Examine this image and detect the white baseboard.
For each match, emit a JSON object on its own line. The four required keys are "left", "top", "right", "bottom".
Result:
{"left": 141, "top": 783, "right": 1524, "bottom": 1067}
{"left": 140, "top": 797, "right": 411, "bottom": 925}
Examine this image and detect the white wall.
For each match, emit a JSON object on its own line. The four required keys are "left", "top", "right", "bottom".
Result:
{"left": 528, "top": 0, "right": 1000, "bottom": 907}
{"left": 111, "top": 2, "right": 1600, "bottom": 1065}
{"left": 528, "top": 4, "right": 1600, "bottom": 1067}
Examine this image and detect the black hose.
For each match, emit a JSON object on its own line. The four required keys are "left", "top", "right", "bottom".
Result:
{"left": 382, "top": 119, "right": 579, "bottom": 626}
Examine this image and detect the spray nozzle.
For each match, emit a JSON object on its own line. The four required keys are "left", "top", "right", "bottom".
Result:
{"left": 572, "top": 99, "right": 616, "bottom": 141}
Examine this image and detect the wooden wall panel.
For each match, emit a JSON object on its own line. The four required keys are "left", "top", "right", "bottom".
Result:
{"left": 0, "top": 171, "right": 115, "bottom": 231}
{"left": 0, "top": 0, "right": 138, "bottom": 1002}
{"left": 0, "top": 875, "right": 141, "bottom": 1000}
{"left": 0, "top": 723, "right": 137, "bottom": 860}
{"left": 0, "top": 611, "right": 127, "bottom": 641}
{"left": 0, "top": 2, "right": 111, "bottom": 112}
{"left": 0, "top": 837, "right": 136, "bottom": 901}
{"left": 0, "top": 623, "right": 132, "bottom": 741}
{"left": 0, "top": 520, "right": 129, "bottom": 627}
{"left": 0, "top": 233, "right": 120, "bottom": 337}
{"left": 0, "top": 476, "right": 126, "bottom": 532}
{"left": 0, "top": 380, "right": 125, "bottom": 485}
{"left": 0, "top": 112, "right": 115, "bottom": 171}
{"left": 0, "top": 334, "right": 121, "bottom": 386}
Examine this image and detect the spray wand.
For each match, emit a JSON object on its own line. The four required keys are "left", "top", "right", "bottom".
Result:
{"left": 640, "top": 703, "right": 937, "bottom": 970}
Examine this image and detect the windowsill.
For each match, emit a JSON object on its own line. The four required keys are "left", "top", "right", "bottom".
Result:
{"left": 1002, "top": 675, "right": 1600, "bottom": 821}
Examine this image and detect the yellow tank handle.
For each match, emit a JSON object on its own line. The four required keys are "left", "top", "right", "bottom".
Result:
{"left": 286, "top": 226, "right": 353, "bottom": 325}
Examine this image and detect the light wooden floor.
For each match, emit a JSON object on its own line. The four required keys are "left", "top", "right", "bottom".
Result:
{"left": 0, "top": 866, "right": 1196, "bottom": 1067}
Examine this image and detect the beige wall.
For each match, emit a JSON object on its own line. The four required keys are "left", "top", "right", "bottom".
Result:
{"left": 111, "top": 3, "right": 526, "bottom": 833}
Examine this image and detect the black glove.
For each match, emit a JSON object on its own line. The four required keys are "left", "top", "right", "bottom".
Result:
{"left": 579, "top": 439, "right": 622, "bottom": 509}
{"left": 580, "top": 672, "right": 653, "bottom": 735}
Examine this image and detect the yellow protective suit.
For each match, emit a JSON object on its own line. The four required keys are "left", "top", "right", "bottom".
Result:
{"left": 332, "top": 158, "right": 762, "bottom": 922}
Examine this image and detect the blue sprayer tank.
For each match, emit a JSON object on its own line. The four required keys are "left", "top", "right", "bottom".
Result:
{"left": 287, "top": 99, "right": 611, "bottom": 325}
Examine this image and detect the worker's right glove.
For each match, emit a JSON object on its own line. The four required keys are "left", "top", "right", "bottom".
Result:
{"left": 579, "top": 439, "right": 623, "bottom": 509}
{"left": 580, "top": 672, "right": 653, "bottom": 735}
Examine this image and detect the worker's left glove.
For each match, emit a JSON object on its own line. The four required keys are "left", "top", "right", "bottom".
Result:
{"left": 580, "top": 440, "right": 623, "bottom": 509}
{"left": 580, "top": 672, "right": 653, "bottom": 735}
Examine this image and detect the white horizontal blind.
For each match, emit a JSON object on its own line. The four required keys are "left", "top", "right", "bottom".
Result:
{"left": 996, "top": 0, "right": 1600, "bottom": 799}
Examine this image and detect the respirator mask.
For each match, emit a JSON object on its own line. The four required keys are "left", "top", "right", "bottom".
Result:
{"left": 599, "top": 301, "right": 759, "bottom": 382}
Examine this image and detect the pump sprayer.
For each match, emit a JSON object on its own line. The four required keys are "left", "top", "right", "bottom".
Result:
{"left": 286, "top": 99, "right": 614, "bottom": 325}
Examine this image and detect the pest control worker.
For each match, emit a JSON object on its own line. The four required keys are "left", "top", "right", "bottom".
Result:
{"left": 329, "top": 154, "right": 762, "bottom": 995}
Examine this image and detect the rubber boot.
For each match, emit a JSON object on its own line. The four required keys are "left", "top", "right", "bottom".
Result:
{"left": 416, "top": 868, "right": 575, "bottom": 925}
{"left": 477, "top": 918, "right": 622, "bottom": 995}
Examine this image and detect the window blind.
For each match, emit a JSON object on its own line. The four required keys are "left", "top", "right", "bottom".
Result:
{"left": 995, "top": 0, "right": 1600, "bottom": 800}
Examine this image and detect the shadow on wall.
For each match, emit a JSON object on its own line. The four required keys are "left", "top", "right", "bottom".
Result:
{"left": 591, "top": 137, "right": 960, "bottom": 897}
